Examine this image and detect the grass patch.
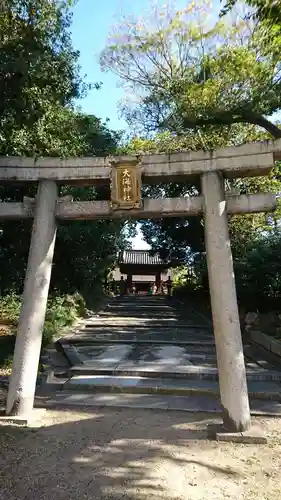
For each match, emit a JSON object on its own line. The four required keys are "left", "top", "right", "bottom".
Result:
{"left": 0, "top": 292, "right": 87, "bottom": 371}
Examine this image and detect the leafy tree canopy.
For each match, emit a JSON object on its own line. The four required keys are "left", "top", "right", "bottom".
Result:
{"left": 221, "top": 1, "right": 281, "bottom": 61}
{"left": 221, "top": 0, "right": 281, "bottom": 26}
{"left": 101, "top": 1, "right": 281, "bottom": 137}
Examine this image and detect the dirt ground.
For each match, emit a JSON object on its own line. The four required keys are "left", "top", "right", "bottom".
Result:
{"left": 0, "top": 408, "right": 280, "bottom": 500}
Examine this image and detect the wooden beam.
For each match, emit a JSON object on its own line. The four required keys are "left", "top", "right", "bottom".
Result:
{"left": 0, "top": 193, "right": 276, "bottom": 220}
{"left": 0, "top": 137, "right": 280, "bottom": 183}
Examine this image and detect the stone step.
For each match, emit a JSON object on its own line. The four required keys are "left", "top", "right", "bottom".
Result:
{"left": 106, "top": 304, "right": 176, "bottom": 309}
{"left": 48, "top": 295, "right": 281, "bottom": 416}
{"left": 100, "top": 306, "right": 181, "bottom": 311}
{"left": 75, "top": 333, "right": 213, "bottom": 341}
{"left": 60, "top": 341, "right": 217, "bottom": 366}
{"left": 80, "top": 326, "right": 211, "bottom": 333}
{"left": 95, "top": 315, "right": 189, "bottom": 321}
{"left": 44, "top": 391, "right": 281, "bottom": 416}
{"left": 83, "top": 318, "right": 206, "bottom": 325}
{"left": 64, "top": 375, "right": 281, "bottom": 401}
{"left": 83, "top": 324, "right": 211, "bottom": 331}
{"left": 110, "top": 297, "right": 177, "bottom": 301}
{"left": 59, "top": 338, "right": 216, "bottom": 347}
{"left": 100, "top": 310, "right": 183, "bottom": 315}
{"left": 69, "top": 364, "right": 281, "bottom": 382}
{"left": 74, "top": 348, "right": 218, "bottom": 361}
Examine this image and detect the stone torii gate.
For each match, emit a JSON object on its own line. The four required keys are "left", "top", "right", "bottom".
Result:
{"left": 1, "top": 138, "right": 281, "bottom": 433}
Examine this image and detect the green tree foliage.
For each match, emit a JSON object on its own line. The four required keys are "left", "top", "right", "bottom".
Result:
{"left": 235, "top": 229, "right": 281, "bottom": 310}
{"left": 0, "top": 112, "right": 124, "bottom": 295}
{"left": 221, "top": 1, "right": 281, "bottom": 28}
{"left": 193, "top": 227, "right": 281, "bottom": 311}
{"left": 0, "top": 0, "right": 83, "bottom": 155}
{"left": 220, "top": 1, "right": 281, "bottom": 65}
{"left": 101, "top": 1, "right": 281, "bottom": 137}
{"left": 0, "top": 0, "right": 127, "bottom": 297}
{"left": 105, "top": 2, "right": 281, "bottom": 268}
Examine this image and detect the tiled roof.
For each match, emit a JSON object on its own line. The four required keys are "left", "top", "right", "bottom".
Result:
{"left": 119, "top": 250, "right": 166, "bottom": 266}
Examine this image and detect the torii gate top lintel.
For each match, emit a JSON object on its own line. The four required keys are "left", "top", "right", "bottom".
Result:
{"left": 0, "top": 137, "right": 281, "bottom": 184}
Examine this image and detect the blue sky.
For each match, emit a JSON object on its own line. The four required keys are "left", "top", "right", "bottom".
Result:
{"left": 71, "top": 0, "right": 167, "bottom": 131}
{"left": 71, "top": 0, "right": 221, "bottom": 132}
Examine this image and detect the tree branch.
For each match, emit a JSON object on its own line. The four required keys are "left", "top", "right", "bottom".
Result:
{"left": 180, "top": 110, "right": 281, "bottom": 139}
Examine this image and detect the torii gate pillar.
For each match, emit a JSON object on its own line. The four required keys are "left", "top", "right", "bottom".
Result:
{"left": 201, "top": 171, "right": 251, "bottom": 432}
{"left": 6, "top": 180, "right": 58, "bottom": 416}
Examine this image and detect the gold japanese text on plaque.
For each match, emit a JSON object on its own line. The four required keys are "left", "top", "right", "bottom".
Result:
{"left": 110, "top": 159, "right": 142, "bottom": 210}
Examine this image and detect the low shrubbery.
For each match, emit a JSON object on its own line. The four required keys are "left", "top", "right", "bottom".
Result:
{"left": 0, "top": 292, "right": 87, "bottom": 370}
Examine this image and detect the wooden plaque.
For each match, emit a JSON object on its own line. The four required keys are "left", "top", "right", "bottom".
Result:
{"left": 110, "top": 159, "right": 142, "bottom": 210}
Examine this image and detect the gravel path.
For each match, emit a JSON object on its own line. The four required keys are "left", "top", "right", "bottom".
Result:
{"left": 0, "top": 408, "right": 281, "bottom": 500}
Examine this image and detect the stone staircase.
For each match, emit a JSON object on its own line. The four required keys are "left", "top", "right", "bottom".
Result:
{"left": 40, "top": 296, "right": 281, "bottom": 416}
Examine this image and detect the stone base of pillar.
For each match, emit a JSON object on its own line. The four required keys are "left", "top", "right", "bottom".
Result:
{"left": 207, "top": 424, "right": 268, "bottom": 444}
{"left": 0, "top": 408, "right": 46, "bottom": 427}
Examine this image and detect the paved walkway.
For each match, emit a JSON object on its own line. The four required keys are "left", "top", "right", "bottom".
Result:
{"left": 40, "top": 296, "right": 281, "bottom": 415}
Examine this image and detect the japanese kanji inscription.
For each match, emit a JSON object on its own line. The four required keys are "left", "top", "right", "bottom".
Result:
{"left": 110, "top": 159, "right": 142, "bottom": 210}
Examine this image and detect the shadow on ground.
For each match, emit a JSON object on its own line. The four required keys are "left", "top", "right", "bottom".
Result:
{"left": 0, "top": 408, "right": 244, "bottom": 500}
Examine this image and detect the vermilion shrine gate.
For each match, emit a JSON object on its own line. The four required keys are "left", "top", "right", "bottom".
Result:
{"left": 1, "top": 138, "right": 281, "bottom": 434}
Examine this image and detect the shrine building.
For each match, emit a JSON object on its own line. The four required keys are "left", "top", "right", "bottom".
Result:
{"left": 112, "top": 250, "right": 173, "bottom": 293}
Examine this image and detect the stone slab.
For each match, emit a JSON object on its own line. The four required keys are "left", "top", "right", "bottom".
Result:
{"left": 75, "top": 326, "right": 212, "bottom": 333}
{"left": 44, "top": 392, "right": 281, "bottom": 416}
{"left": 69, "top": 363, "right": 119, "bottom": 374}
{"left": 250, "top": 399, "right": 281, "bottom": 415}
{"left": 270, "top": 338, "right": 281, "bottom": 357}
{"left": 247, "top": 381, "right": 281, "bottom": 400}
{"left": 60, "top": 343, "right": 82, "bottom": 366}
{"left": 207, "top": 424, "right": 267, "bottom": 444}
{"left": 64, "top": 374, "right": 221, "bottom": 396}
{"left": 84, "top": 323, "right": 212, "bottom": 329}
{"left": 251, "top": 331, "right": 272, "bottom": 351}
{"left": 82, "top": 319, "right": 202, "bottom": 326}
{"left": 46, "top": 370, "right": 68, "bottom": 384}
{"left": 83, "top": 344, "right": 132, "bottom": 363}
{"left": 45, "top": 392, "right": 170, "bottom": 410}
{"left": 63, "top": 374, "right": 281, "bottom": 400}
{"left": 69, "top": 362, "right": 281, "bottom": 382}
{"left": 0, "top": 408, "right": 46, "bottom": 426}
{"left": 42, "top": 347, "right": 70, "bottom": 368}
{"left": 244, "top": 344, "right": 281, "bottom": 372}
{"left": 65, "top": 342, "right": 281, "bottom": 382}
{"left": 61, "top": 338, "right": 216, "bottom": 346}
